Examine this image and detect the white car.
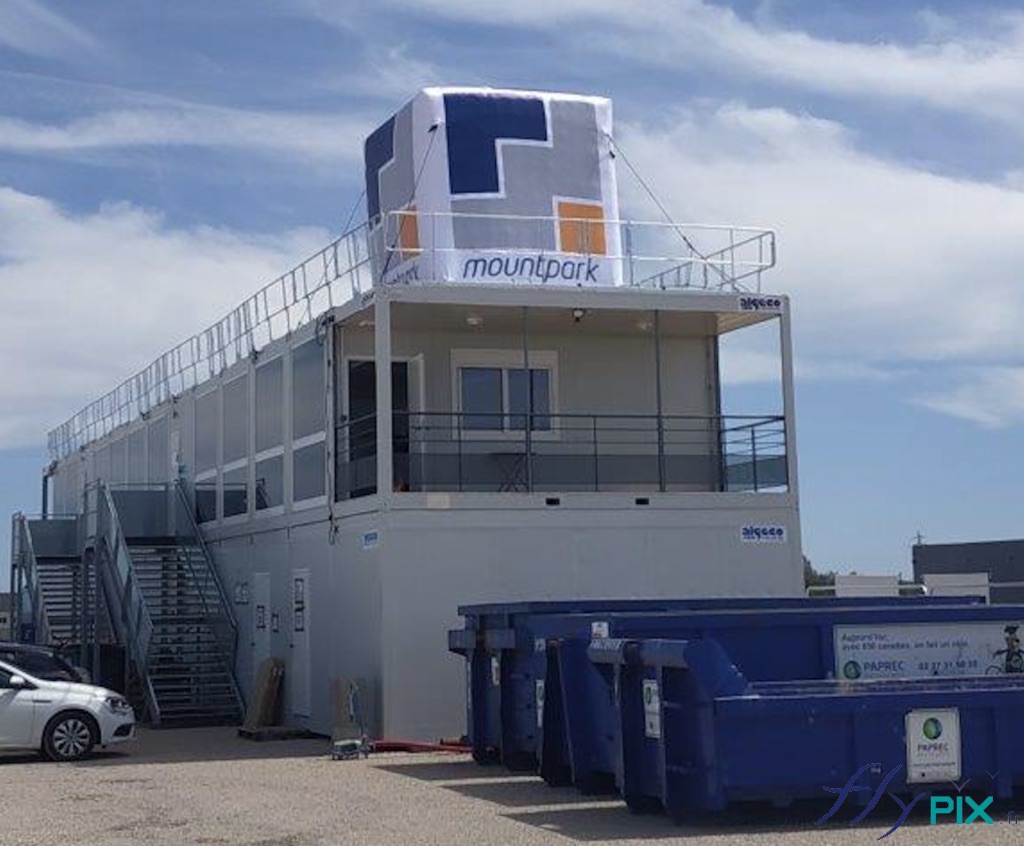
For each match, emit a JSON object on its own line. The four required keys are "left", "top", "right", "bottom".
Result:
{"left": 0, "top": 659, "right": 136, "bottom": 761}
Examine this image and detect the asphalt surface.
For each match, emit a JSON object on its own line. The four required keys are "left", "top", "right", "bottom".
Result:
{"left": 0, "top": 727, "right": 1014, "bottom": 845}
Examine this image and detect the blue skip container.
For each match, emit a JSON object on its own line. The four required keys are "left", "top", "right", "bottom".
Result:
{"left": 449, "top": 595, "right": 991, "bottom": 774}
{"left": 592, "top": 637, "right": 1024, "bottom": 821}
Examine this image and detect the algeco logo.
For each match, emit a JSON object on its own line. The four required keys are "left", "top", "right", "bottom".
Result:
{"left": 740, "top": 524, "right": 787, "bottom": 543}
{"left": 738, "top": 295, "right": 782, "bottom": 312}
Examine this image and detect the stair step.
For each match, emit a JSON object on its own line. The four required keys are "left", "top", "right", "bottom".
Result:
{"left": 156, "top": 702, "right": 241, "bottom": 709}
{"left": 155, "top": 697, "right": 242, "bottom": 708}
{"left": 150, "top": 679, "right": 234, "bottom": 688}
{"left": 149, "top": 667, "right": 234, "bottom": 675}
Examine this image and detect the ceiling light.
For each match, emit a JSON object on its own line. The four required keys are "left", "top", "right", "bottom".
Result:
{"left": 466, "top": 315, "right": 483, "bottom": 327}
{"left": 572, "top": 308, "right": 585, "bottom": 323}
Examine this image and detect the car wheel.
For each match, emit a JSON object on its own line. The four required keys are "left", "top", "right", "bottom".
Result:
{"left": 43, "top": 712, "right": 98, "bottom": 762}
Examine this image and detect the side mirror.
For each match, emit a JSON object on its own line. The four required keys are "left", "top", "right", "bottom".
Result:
{"left": 8, "top": 675, "right": 28, "bottom": 689}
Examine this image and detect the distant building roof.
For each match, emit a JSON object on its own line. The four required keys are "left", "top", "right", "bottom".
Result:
{"left": 913, "top": 539, "right": 1024, "bottom": 604}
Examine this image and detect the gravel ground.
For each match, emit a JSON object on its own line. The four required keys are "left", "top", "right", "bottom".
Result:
{"left": 0, "top": 727, "right": 1014, "bottom": 845}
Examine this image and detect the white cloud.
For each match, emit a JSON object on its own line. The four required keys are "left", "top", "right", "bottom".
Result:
{"left": 613, "top": 101, "right": 1024, "bottom": 424}
{"left": 0, "top": 187, "right": 330, "bottom": 449}
{"left": 619, "top": 103, "right": 1024, "bottom": 360}
{"left": 0, "top": 104, "right": 370, "bottom": 166}
{"left": 0, "top": 0, "right": 100, "bottom": 60}
{"left": 341, "top": 47, "right": 454, "bottom": 104}
{"left": 916, "top": 367, "right": 1024, "bottom": 428}
{"left": 380, "top": 0, "right": 1024, "bottom": 130}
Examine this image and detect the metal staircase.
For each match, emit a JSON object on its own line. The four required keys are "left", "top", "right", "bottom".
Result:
{"left": 94, "top": 482, "right": 243, "bottom": 726}
{"left": 33, "top": 553, "right": 88, "bottom": 645}
{"left": 9, "top": 513, "right": 103, "bottom": 650}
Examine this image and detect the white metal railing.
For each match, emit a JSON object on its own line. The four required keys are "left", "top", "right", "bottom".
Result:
{"left": 9, "top": 513, "right": 52, "bottom": 646}
{"left": 47, "top": 223, "right": 374, "bottom": 460}
{"left": 379, "top": 211, "right": 775, "bottom": 291}
{"left": 47, "top": 212, "right": 775, "bottom": 461}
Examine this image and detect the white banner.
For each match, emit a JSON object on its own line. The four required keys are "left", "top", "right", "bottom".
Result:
{"left": 366, "top": 87, "right": 622, "bottom": 288}
{"left": 834, "top": 622, "right": 1024, "bottom": 681}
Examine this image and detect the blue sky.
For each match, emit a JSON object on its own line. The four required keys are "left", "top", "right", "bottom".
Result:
{"left": 3, "top": 0, "right": 1024, "bottom": 584}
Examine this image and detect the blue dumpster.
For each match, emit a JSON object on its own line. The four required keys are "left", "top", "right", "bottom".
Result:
{"left": 449, "top": 595, "right": 992, "bottom": 773}
{"left": 593, "top": 637, "right": 1024, "bottom": 821}
{"left": 450, "top": 594, "right": 991, "bottom": 770}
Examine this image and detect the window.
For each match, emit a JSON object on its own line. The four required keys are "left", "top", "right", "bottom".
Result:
{"left": 256, "top": 358, "right": 284, "bottom": 452}
{"left": 293, "top": 441, "right": 325, "bottom": 502}
{"left": 293, "top": 340, "right": 325, "bottom": 439}
{"left": 195, "top": 391, "right": 218, "bottom": 473}
{"left": 222, "top": 465, "right": 247, "bottom": 518}
{"left": 461, "top": 367, "right": 503, "bottom": 430}
{"left": 195, "top": 475, "right": 217, "bottom": 523}
{"left": 453, "top": 351, "right": 557, "bottom": 433}
{"left": 508, "top": 369, "right": 551, "bottom": 431}
{"left": 222, "top": 376, "right": 249, "bottom": 464}
{"left": 255, "top": 455, "right": 284, "bottom": 510}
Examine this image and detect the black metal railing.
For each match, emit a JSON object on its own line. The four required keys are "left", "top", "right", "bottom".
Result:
{"left": 334, "top": 412, "right": 786, "bottom": 498}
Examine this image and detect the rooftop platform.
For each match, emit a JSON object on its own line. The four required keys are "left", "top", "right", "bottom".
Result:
{"left": 47, "top": 213, "right": 777, "bottom": 460}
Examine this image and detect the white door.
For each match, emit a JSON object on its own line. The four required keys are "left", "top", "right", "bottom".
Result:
{"left": 252, "top": 573, "right": 270, "bottom": 683}
{"left": 290, "top": 569, "right": 311, "bottom": 717}
{"left": 0, "top": 669, "right": 37, "bottom": 747}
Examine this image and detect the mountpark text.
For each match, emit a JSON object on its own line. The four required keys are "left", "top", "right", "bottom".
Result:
{"left": 463, "top": 254, "right": 601, "bottom": 283}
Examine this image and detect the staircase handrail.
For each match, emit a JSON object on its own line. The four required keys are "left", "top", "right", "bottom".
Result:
{"left": 172, "top": 481, "right": 240, "bottom": 681}
{"left": 12, "top": 513, "right": 53, "bottom": 647}
{"left": 6, "top": 514, "right": 14, "bottom": 641}
{"left": 173, "top": 481, "right": 239, "bottom": 632}
{"left": 172, "top": 480, "right": 244, "bottom": 713}
{"left": 95, "top": 482, "right": 160, "bottom": 725}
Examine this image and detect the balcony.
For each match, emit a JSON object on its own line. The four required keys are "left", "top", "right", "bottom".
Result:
{"left": 334, "top": 412, "right": 786, "bottom": 499}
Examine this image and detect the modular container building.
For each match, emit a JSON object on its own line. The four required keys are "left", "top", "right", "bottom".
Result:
{"left": 10, "top": 87, "right": 802, "bottom": 739}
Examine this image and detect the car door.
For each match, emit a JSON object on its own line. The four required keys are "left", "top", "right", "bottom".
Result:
{"left": 0, "top": 665, "right": 38, "bottom": 748}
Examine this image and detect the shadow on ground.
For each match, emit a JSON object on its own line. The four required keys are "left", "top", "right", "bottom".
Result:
{"left": 0, "top": 726, "right": 329, "bottom": 769}
{"left": 375, "top": 759, "right": 527, "bottom": 782}
{"left": 378, "top": 757, "right": 988, "bottom": 842}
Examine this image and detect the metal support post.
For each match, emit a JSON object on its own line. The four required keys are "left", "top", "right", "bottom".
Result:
{"left": 654, "top": 310, "right": 666, "bottom": 492}
{"left": 374, "top": 294, "right": 394, "bottom": 500}
{"left": 522, "top": 307, "right": 533, "bottom": 493}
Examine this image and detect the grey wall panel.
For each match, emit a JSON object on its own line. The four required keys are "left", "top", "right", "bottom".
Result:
{"left": 127, "top": 428, "right": 146, "bottom": 484}
{"left": 51, "top": 458, "right": 83, "bottom": 515}
{"left": 207, "top": 518, "right": 385, "bottom": 734}
{"left": 339, "top": 325, "right": 714, "bottom": 420}
{"left": 147, "top": 415, "right": 170, "bottom": 483}
{"left": 108, "top": 438, "right": 126, "bottom": 485}
{"left": 378, "top": 497, "right": 802, "bottom": 739}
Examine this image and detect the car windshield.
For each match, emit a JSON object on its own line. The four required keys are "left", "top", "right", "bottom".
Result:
{"left": 0, "top": 649, "right": 76, "bottom": 681}
{"left": 0, "top": 659, "right": 39, "bottom": 682}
